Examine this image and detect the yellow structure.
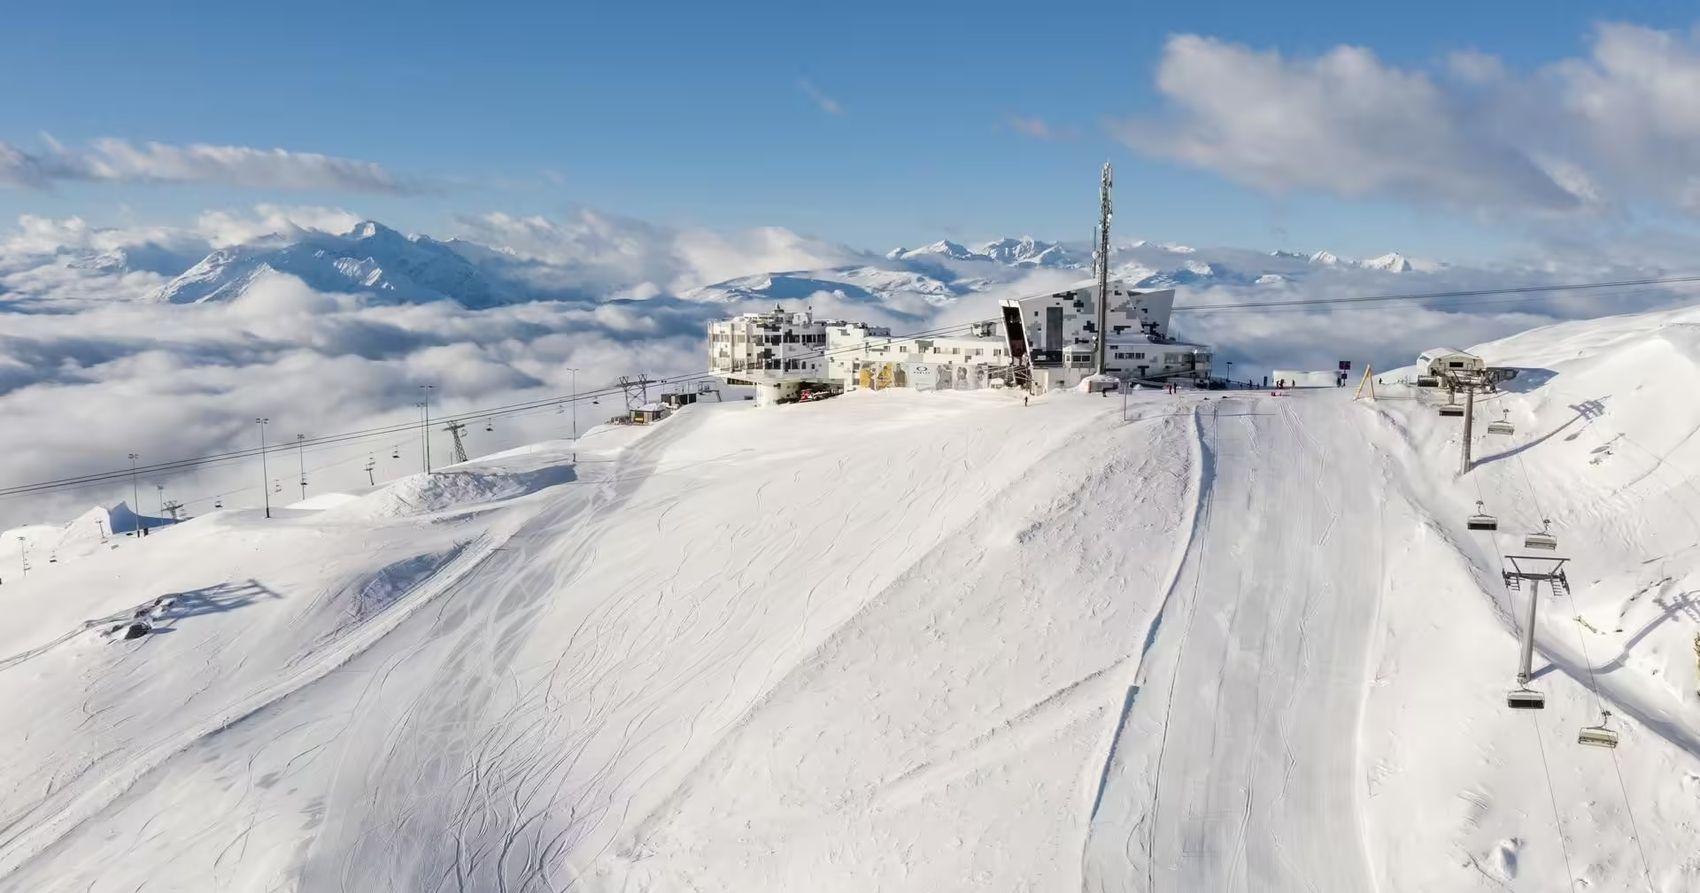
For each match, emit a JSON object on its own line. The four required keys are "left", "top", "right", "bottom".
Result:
{"left": 1353, "top": 365, "right": 1377, "bottom": 401}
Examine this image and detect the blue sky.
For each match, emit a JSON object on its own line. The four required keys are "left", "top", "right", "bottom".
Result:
{"left": 4, "top": 0, "right": 1700, "bottom": 260}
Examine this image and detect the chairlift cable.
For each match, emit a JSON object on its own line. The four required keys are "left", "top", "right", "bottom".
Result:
{"left": 1527, "top": 711, "right": 1582, "bottom": 893}
{"left": 0, "top": 321, "right": 992, "bottom": 504}
{"left": 1513, "top": 454, "right": 1548, "bottom": 527}
{"left": 1563, "top": 595, "right": 1657, "bottom": 892}
{"left": 1172, "top": 273, "right": 1700, "bottom": 313}
{"left": 1502, "top": 425, "right": 1655, "bottom": 889}
{"left": 1472, "top": 462, "right": 1579, "bottom": 889}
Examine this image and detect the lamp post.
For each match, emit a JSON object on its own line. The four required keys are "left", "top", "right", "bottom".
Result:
{"left": 419, "top": 384, "right": 435, "bottom": 474}
{"left": 565, "top": 367, "right": 579, "bottom": 440}
{"left": 1225, "top": 360, "right": 1234, "bottom": 387}
{"left": 127, "top": 452, "right": 144, "bottom": 534}
{"left": 296, "top": 434, "right": 308, "bottom": 501}
{"left": 415, "top": 401, "right": 428, "bottom": 474}
{"left": 256, "top": 418, "right": 271, "bottom": 519}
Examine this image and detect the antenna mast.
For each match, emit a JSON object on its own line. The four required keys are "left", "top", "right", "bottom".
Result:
{"left": 1094, "top": 162, "right": 1114, "bottom": 377}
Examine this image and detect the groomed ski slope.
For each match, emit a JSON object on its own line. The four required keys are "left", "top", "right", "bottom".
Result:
{"left": 1, "top": 305, "right": 1699, "bottom": 891}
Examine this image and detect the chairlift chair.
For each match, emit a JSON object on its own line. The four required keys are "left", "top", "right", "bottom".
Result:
{"left": 1524, "top": 520, "right": 1558, "bottom": 550}
{"left": 214, "top": 497, "right": 223, "bottom": 509}
{"left": 485, "top": 417, "right": 494, "bottom": 432}
{"left": 1578, "top": 710, "right": 1619, "bottom": 748}
{"left": 391, "top": 446, "right": 401, "bottom": 459}
{"left": 1487, "top": 409, "right": 1515, "bottom": 436}
{"left": 1438, "top": 403, "right": 1465, "bottom": 417}
{"left": 1507, "top": 687, "right": 1546, "bottom": 709}
{"left": 1467, "top": 500, "right": 1499, "bottom": 531}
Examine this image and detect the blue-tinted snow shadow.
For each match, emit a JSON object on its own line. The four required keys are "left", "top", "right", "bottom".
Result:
{"left": 1494, "top": 368, "right": 1558, "bottom": 394}
{"left": 1471, "top": 396, "right": 1610, "bottom": 469}
{"left": 151, "top": 579, "right": 284, "bottom": 627}
{"left": 1531, "top": 589, "right": 1695, "bottom": 682}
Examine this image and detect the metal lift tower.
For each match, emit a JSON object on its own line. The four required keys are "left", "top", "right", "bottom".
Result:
{"left": 1503, "top": 555, "right": 1571, "bottom": 709}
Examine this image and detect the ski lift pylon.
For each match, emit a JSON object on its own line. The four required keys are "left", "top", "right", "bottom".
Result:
{"left": 1578, "top": 710, "right": 1620, "bottom": 748}
{"left": 1487, "top": 409, "right": 1515, "bottom": 436}
{"left": 1524, "top": 519, "right": 1557, "bottom": 550}
{"left": 1467, "top": 500, "right": 1499, "bottom": 531}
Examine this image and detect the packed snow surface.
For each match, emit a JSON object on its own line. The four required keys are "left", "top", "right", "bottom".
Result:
{"left": 3, "top": 306, "right": 1700, "bottom": 891}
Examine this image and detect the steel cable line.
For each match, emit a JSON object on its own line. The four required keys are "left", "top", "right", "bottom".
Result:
{"left": 1176, "top": 287, "right": 1688, "bottom": 317}
{"left": 1507, "top": 452, "right": 1658, "bottom": 893}
{"left": 1172, "top": 274, "right": 1700, "bottom": 313}
{"left": 24, "top": 273, "right": 1694, "bottom": 499}
{"left": 1561, "top": 603, "right": 1658, "bottom": 893}
{"left": 0, "top": 320, "right": 994, "bottom": 501}
{"left": 1462, "top": 427, "right": 1580, "bottom": 893}
{"left": 0, "top": 377, "right": 693, "bottom": 498}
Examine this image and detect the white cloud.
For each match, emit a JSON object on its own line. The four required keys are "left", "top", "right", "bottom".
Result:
{"left": 1007, "top": 115, "right": 1078, "bottom": 141}
{"left": 451, "top": 209, "right": 862, "bottom": 294}
{"left": 0, "top": 214, "right": 188, "bottom": 258}
{"left": 0, "top": 271, "right": 722, "bottom": 528}
{"left": 1114, "top": 35, "right": 1584, "bottom": 213}
{"left": 1113, "top": 24, "right": 1700, "bottom": 218}
{"left": 0, "top": 137, "right": 425, "bottom": 194}
{"left": 6, "top": 199, "right": 1699, "bottom": 533}
{"left": 796, "top": 79, "right": 845, "bottom": 116}
{"left": 1444, "top": 49, "right": 1507, "bottom": 85}
{"left": 1552, "top": 23, "right": 1700, "bottom": 211}
{"left": 194, "top": 204, "right": 362, "bottom": 247}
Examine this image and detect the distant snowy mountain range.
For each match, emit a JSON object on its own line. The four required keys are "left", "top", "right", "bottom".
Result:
{"left": 7, "top": 217, "right": 1437, "bottom": 312}
{"left": 152, "top": 221, "right": 511, "bottom": 308}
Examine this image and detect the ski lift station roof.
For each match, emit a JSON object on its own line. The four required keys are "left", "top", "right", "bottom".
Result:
{"left": 1418, "top": 348, "right": 1485, "bottom": 375}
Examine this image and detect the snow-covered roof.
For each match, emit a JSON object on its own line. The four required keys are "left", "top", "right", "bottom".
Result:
{"left": 636, "top": 402, "right": 668, "bottom": 413}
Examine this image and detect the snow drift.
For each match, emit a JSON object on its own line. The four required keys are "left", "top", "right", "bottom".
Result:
{"left": 0, "top": 306, "right": 1698, "bottom": 891}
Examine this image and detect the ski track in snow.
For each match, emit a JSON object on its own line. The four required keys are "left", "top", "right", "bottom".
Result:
{"left": 4, "top": 319, "right": 1700, "bottom": 893}
{"left": 1083, "top": 395, "right": 1382, "bottom": 893}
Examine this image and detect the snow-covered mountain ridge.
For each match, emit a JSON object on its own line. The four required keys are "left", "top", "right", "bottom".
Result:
{"left": 6, "top": 213, "right": 1441, "bottom": 312}
{"left": 1, "top": 304, "right": 1697, "bottom": 891}
{"left": 150, "top": 220, "right": 511, "bottom": 308}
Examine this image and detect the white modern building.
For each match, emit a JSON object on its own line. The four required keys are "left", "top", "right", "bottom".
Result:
{"left": 998, "top": 281, "right": 1212, "bottom": 389}
{"left": 706, "top": 280, "right": 1214, "bottom": 401}
{"left": 1415, "top": 348, "right": 1486, "bottom": 386}
{"left": 708, "top": 306, "right": 890, "bottom": 404}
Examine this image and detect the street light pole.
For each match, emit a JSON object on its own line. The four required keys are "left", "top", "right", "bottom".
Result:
{"left": 419, "top": 384, "right": 435, "bottom": 474}
{"left": 127, "top": 452, "right": 145, "bottom": 535}
{"left": 565, "top": 368, "right": 579, "bottom": 440}
{"left": 256, "top": 418, "right": 271, "bottom": 519}
{"left": 296, "top": 434, "right": 307, "bottom": 501}
{"left": 415, "top": 402, "right": 428, "bottom": 474}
